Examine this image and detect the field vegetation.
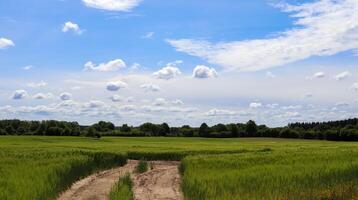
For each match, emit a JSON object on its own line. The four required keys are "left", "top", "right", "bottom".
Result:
{"left": 109, "top": 173, "right": 133, "bottom": 200}
{"left": 135, "top": 160, "right": 149, "bottom": 174}
{"left": 0, "top": 136, "right": 357, "bottom": 199}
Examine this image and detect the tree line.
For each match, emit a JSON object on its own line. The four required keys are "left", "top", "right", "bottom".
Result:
{"left": 0, "top": 118, "right": 357, "bottom": 141}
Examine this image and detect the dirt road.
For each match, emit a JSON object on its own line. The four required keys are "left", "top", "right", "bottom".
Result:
{"left": 57, "top": 160, "right": 139, "bottom": 200}
{"left": 57, "top": 160, "right": 182, "bottom": 200}
{"left": 133, "top": 161, "right": 182, "bottom": 200}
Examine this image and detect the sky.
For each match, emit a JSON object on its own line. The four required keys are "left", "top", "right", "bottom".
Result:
{"left": 0, "top": 0, "right": 358, "bottom": 127}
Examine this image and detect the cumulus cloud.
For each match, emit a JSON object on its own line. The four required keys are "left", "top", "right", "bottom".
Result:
{"left": 82, "top": 0, "right": 141, "bottom": 11}
{"left": 168, "top": 0, "right": 358, "bottom": 71}
{"left": 130, "top": 63, "right": 141, "bottom": 71}
{"left": 279, "top": 111, "right": 301, "bottom": 119}
{"left": 249, "top": 102, "right": 262, "bottom": 109}
{"left": 84, "top": 59, "right": 126, "bottom": 72}
{"left": 60, "top": 92, "right": 72, "bottom": 101}
{"left": 83, "top": 100, "right": 106, "bottom": 108}
{"left": 33, "top": 93, "right": 54, "bottom": 100}
{"left": 351, "top": 82, "right": 358, "bottom": 91}
{"left": 206, "top": 109, "right": 236, "bottom": 116}
{"left": 153, "top": 61, "right": 182, "bottom": 80}
{"left": 110, "top": 95, "right": 123, "bottom": 102}
{"left": 0, "top": 37, "right": 14, "bottom": 49}
{"left": 153, "top": 66, "right": 181, "bottom": 80}
{"left": 192, "top": 65, "right": 218, "bottom": 79}
{"left": 27, "top": 81, "right": 48, "bottom": 88}
{"left": 153, "top": 98, "right": 167, "bottom": 106}
{"left": 140, "top": 83, "right": 160, "bottom": 92}
{"left": 12, "top": 90, "right": 28, "bottom": 100}
{"left": 172, "top": 99, "right": 184, "bottom": 106}
{"left": 106, "top": 81, "right": 127, "bottom": 91}
{"left": 334, "top": 71, "right": 351, "bottom": 81}
{"left": 62, "top": 21, "right": 83, "bottom": 35}
{"left": 335, "top": 101, "right": 349, "bottom": 107}
{"left": 313, "top": 72, "right": 325, "bottom": 79}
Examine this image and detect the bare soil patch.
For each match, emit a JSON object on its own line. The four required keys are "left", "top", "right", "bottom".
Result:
{"left": 57, "top": 160, "right": 182, "bottom": 200}
{"left": 133, "top": 161, "right": 182, "bottom": 200}
{"left": 57, "top": 160, "right": 138, "bottom": 200}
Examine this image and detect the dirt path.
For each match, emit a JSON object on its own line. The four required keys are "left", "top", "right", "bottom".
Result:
{"left": 57, "top": 160, "right": 139, "bottom": 200}
{"left": 133, "top": 161, "right": 182, "bottom": 200}
{"left": 57, "top": 160, "right": 183, "bottom": 200}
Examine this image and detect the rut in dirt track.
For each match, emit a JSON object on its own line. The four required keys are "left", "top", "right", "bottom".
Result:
{"left": 57, "top": 160, "right": 183, "bottom": 200}
{"left": 133, "top": 161, "right": 182, "bottom": 200}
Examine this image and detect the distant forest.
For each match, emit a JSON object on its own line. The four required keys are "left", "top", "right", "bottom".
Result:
{"left": 0, "top": 118, "right": 357, "bottom": 141}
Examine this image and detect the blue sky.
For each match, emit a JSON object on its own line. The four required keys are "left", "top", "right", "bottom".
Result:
{"left": 0, "top": 0, "right": 358, "bottom": 126}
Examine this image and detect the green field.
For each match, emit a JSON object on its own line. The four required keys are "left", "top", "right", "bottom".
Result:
{"left": 0, "top": 136, "right": 357, "bottom": 200}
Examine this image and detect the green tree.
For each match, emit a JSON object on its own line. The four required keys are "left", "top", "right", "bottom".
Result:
{"left": 199, "top": 123, "right": 210, "bottom": 137}
{"left": 245, "top": 120, "right": 257, "bottom": 137}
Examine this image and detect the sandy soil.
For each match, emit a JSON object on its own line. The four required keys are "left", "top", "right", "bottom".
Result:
{"left": 133, "top": 161, "right": 182, "bottom": 200}
{"left": 57, "top": 160, "right": 139, "bottom": 200}
{"left": 57, "top": 160, "right": 183, "bottom": 200}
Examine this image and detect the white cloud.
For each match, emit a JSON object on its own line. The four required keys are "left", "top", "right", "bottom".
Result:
{"left": 351, "top": 82, "right": 358, "bottom": 91}
{"left": 82, "top": 0, "right": 141, "bottom": 11}
{"left": 282, "top": 105, "right": 302, "bottom": 110}
{"left": 83, "top": 100, "right": 106, "bottom": 108}
{"left": 206, "top": 109, "right": 236, "bottom": 116}
{"left": 168, "top": 0, "right": 358, "bottom": 71}
{"left": 84, "top": 59, "right": 126, "bottom": 72}
{"left": 266, "top": 71, "right": 276, "bottom": 78}
{"left": 249, "top": 102, "right": 262, "bottom": 109}
{"left": 266, "top": 103, "right": 279, "bottom": 109}
{"left": 110, "top": 95, "right": 123, "bottom": 102}
{"left": 120, "top": 105, "right": 137, "bottom": 112}
{"left": 140, "top": 83, "right": 160, "bottom": 92}
{"left": 130, "top": 63, "right": 141, "bottom": 71}
{"left": 70, "top": 86, "right": 82, "bottom": 90}
{"left": 33, "top": 93, "right": 54, "bottom": 100}
{"left": 335, "top": 101, "right": 349, "bottom": 107}
{"left": 60, "top": 92, "right": 72, "bottom": 101}
{"left": 27, "top": 81, "right": 48, "bottom": 88}
{"left": 279, "top": 111, "right": 301, "bottom": 119}
{"left": 142, "top": 32, "right": 154, "bottom": 39}
{"left": 313, "top": 72, "right": 325, "bottom": 79}
{"left": 62, "top": 21, "right": 83, "bottom": 35}
{"left": 334, "top": 71, "right": 351, "bottom": 81}
{"left": 153, "top": 98, "right": 167, "bottom": 106}
{"left": 22, "top": 65, "right": 33, "bottom": 71}
{"left": 106, "top": 81, "right": 127, "bottom": 91}
{"left": 153, "top": 63, "right": 181, "bottom": 80}
{"left": 192, "top": 65, "right": 218, "bottom": 79}
{"left": 172, "top": 99, "right": 184, "bottom": 106}
{"left": 0, "top": 37, "right": 14, "bottom": 49}
{"left": 12, "top": 90, "right": 28, "bottom": 100}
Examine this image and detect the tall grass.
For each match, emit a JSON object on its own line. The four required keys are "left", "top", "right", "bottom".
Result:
{"left": 181, "top": 149, "right": 358, "bottom": 200}
{"left": 0, "top": 149, "right": 126, "bottom": 200}
{"left": 109, "top": 173, "right": 133, "bottom": 200}
{"left": 135, "top": 160, "right": 149, "bottom": 174}
{"left": 0, "top": 136, "right": 357, "bottom": 199}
